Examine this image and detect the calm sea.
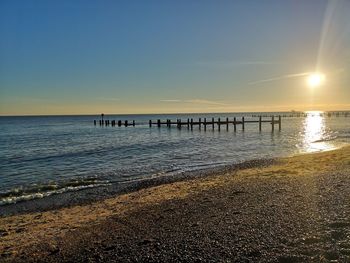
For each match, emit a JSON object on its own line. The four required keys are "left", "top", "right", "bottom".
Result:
{"left": 0, "top": 112, "right": 349, "bottom": 206}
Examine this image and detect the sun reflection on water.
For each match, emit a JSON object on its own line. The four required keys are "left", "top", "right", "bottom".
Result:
{"left": 299, "top": 111, "right": 336, "bottom": 153}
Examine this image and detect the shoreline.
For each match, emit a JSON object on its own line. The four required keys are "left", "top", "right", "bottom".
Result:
{"left": 1, "top": 146, "right": 350, "bottom": 262}
{"left": 2, "top": 143, "right": 348, "bottom": 217}
{"left": 1, "top": 158, "right": 276, "bottom": 217}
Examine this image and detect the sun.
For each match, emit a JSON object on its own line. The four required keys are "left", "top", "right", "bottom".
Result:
{"left": 307, "top": 73, "right": 325, "bottom": 88}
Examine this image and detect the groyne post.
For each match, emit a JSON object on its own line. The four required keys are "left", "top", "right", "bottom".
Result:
{"left": 278, "top": 115, "right": 281, "bottom": 131}
{"left": 259, "top": 116, "right": 262, "bottom": 131}
{"left": 271, "top": 116, "right": 275, "bottom": 132}
{"left": 177, "top": 119, "right": 181, "bottom": 129}
{"left": 233, "top": 117, "right": 236, "bottom": 132}
{"left": 242, "top": 117, "right": 245, "bottom": 131}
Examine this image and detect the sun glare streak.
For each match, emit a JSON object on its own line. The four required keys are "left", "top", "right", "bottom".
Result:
{"left": 317, "top": 1, "right": 337, "bottom": 70}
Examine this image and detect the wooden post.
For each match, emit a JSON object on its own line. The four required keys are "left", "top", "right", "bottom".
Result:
{"left": 204, "top": 118, "right": 207, "bottom": 131}
{"left": 132, "top": 120, "right": 135, "bottom": 126}
{"left": 118, "top": 120, "right": 122, "bottom": 127}
{"left": 149, "top": 120, "right": 152, "bottom": 127}
{"left": 271, "top": 116, "right": 275, "bottom": 132}
{"left": 199, "top": 118, "right": 201, "bottom": 130}
{"left": 187, "top": 118, "right": 190, "bottom": 129}
{"left": 226, "top": 117, "right": 229, "bottom": 131}
{"left": 212, "top": 118, "right": 215, "bottom": 130}
{"left": 259, "top": 116, "right": 262, "bottom": 131}
{"left": 242, "top": 117, "right": 245, "bottom": 130}
{"left": 190, "top": 118, "right": 193, "bottom": 130}
{"left": 278, "top": 115, "right": 281, "bottom": 131}
{"left": 233, "top": 117, "right": 236, "bottom": 132}
{"left": 218, "top": 118, "right": 221, "bottom": 131}
{"left": 157, "top": 119, "right": 161, "bottom": 128}
{"left": 94, "top": 120, "right": 96, "bottom": 126}
{"left": 125, "top": 120, "right": 128, "bottom": 127}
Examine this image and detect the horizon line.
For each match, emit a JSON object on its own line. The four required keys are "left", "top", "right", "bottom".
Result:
{"left": 1, "top": 109, "right": 350, "bottom": 117}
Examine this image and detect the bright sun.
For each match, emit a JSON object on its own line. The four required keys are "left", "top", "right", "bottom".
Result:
{"left": 307, "top": 73, "right": 325, "bottom": 88}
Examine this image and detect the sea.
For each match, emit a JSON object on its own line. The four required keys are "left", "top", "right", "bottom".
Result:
{"left": 1, "top": 112, "right": 349, "bottom": 207}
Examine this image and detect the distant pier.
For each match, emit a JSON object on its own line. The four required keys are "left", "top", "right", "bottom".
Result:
{"left": 253, "top": 111, "right": 350, "bottom": 118}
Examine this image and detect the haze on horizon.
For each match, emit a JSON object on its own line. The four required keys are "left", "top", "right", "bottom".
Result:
{"left": 1, "top": 0, "right": 350, "bottom": 116}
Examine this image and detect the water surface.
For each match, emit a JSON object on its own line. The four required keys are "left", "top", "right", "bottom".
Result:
{"left": 0, "top": 112, "right": 349, "bottom": 205}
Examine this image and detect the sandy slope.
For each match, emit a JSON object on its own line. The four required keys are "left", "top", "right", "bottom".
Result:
{"left": 1, "top": 147, "right": 350, "bottom": 262}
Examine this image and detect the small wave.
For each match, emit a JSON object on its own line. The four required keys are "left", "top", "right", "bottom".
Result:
{"left": 312, "top": 138, "right": 337, "bottom": 143}
{"left": 0, "top": 178, "right": 110, "bottom": 206}
{"left": 336, "top": 135, "right": 350, "bottom": 139}
{"left": 312, "top": 135, "right": 350, "bottom": 143}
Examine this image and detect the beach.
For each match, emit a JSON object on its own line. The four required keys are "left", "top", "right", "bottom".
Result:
{"left": 2, "top": 0, "right": 350, "bottom": 261}
{"left": 1, "top": 146, "right": 350, "bottom": 262}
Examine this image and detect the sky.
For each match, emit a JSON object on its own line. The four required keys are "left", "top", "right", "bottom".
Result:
{"left": 0, "top": 0, "right": 350, "bottom": 115}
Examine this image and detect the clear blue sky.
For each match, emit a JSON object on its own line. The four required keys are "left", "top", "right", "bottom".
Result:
{"left": 1, "top": 0, "right": 349, "bottom": 115}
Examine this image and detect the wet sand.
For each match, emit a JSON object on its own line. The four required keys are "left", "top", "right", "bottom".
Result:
{"left": 1, "top": 147, "right": 350, "bottom": 262}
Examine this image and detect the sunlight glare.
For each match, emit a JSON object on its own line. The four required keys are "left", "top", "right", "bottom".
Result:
{"left": 307, "top": 73, "right": 325, "bottom": 88}
{"left": 299, "top": 111, "right": 335, "bottom": 153}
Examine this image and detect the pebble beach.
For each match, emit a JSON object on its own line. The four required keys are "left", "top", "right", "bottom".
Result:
{"left": 1, "top": 146, "right": 350, "bottom": 262}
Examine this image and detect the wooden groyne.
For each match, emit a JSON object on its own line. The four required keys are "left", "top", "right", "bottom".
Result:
{"left": 149, "top": 116, "right": 281, "bottom": 131}
{"left": 94, "top": 111, "right": 350, "bottom": 131}
{"left": 94, "top": 119, "right": 135, "bottom": 127}
{"left": 95, "top": 116, "right": 282, "bottom": 132}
